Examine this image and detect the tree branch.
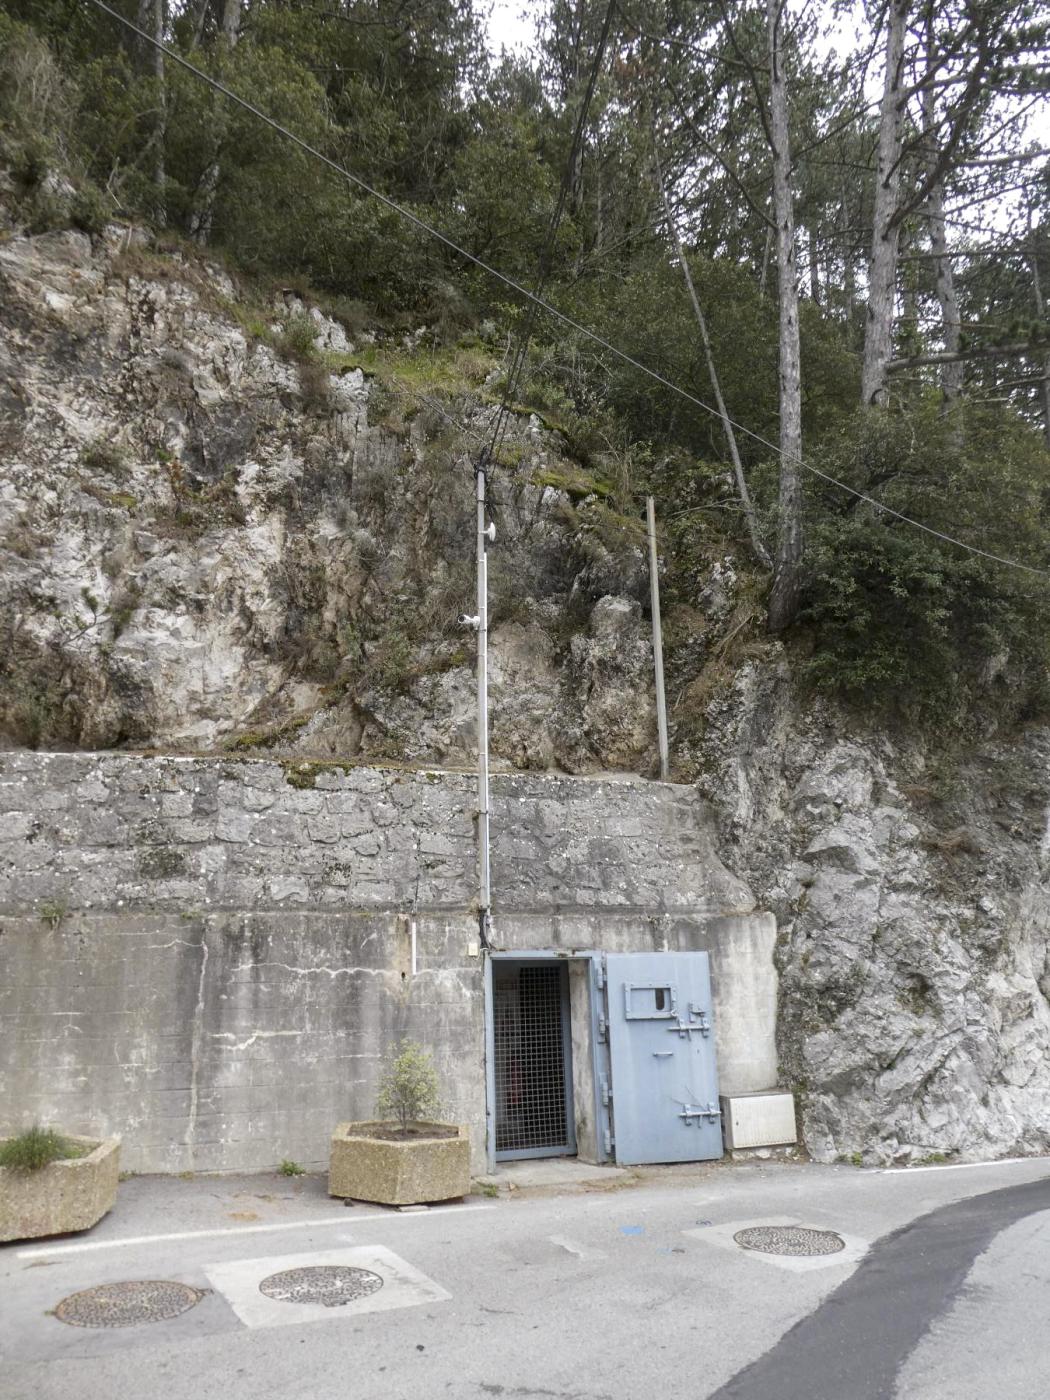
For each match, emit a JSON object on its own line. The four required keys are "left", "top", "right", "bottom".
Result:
{"left": 664, "top": 75, "right": 776, "bottom": 230}
{"left": 886, "top": 342, "right": 1046, "bottom": 371}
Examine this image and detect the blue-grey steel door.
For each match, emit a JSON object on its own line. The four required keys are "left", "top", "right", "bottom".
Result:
{"left": 604, "top": 952, "right": 723, "bottom": 1165}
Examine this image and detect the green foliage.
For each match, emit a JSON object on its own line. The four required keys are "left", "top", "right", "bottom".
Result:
{"left": 223, "top": 714, "right": 311, "bottom": 752}
{"left": 38, "top": 897, "right": 68, "bottom": 930}
{"left": 441, "top": 106, "right": 560, "bottom": 280}
{"left": 280, "top": 759, "right": 354, "bottom": 790}
{"left": 275, "top": 312, "right": 320, "bottom": 363}
{"left": 375, "top": 1041, "right": 442, "bottom": 1130}
{"left": 4, "top": 0, "right": 1050, "bottom": 748}
{"left": 277, "top": 1158, "right": 305, "bottom": 1177}
{"left": 798, "top": 406, "right": 1050, "bottom": 729}
{"left": 81, "top": 438, "right": 125, "bottom": 474}
{"left": 532, "top": 465, "right": 610, "bottom": 501}
{"left": 0, "top": 15, "right": 118, "bottom": 235}
{"left": 0, "top": 1126, "right": 86, "bottom": 1172}
{"left": 0, "top": 633, "right": 78, "bottom": 749}
{"left": 69, "top": 182, "right": 112, "bottom": 234}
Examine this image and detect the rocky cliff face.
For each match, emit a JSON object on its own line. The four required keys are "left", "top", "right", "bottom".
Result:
{"left": 697, "top": 661, "right": 1050, "bottom": 1164}
{"left": 4, "top": 219, "right": 1050, "bottom": 1166}
{"left": 0, "top": 223, "right": 655, "bottom": 773}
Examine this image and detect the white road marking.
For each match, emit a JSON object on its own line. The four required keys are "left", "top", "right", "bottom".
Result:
{"left": 548, "top": 1234, "right": 604, "bottom": 1260}
{"left": 880, "top": 1157, "right": 1050, "bottom": 1175}
{"left": 205, "top": 1244, "right": 451, "bottom": 1328}
{"left": 15, "top": 1203, "right": 495, "bottom": 1260}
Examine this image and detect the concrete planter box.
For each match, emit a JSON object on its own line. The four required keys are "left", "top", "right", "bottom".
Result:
{"left": 329, "top": 1121, "right": 471, "bottom": 1206}
{"left": 0, "top": 1135, "right": 120, "bottom": 1242}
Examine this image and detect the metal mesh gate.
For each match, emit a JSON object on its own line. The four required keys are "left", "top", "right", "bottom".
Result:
{"left": 493, "top": 962, "right": 574, "bottom": 1159}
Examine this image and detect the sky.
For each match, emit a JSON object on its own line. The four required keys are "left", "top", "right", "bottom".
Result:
{"left": 482, "top": 0, "right": 1046, "bottom": 235}
{"left": 486, "top": 0, "right": 539, "bottom": 56}
{"left": 483, "top": 0, "right": 870, "bottom": 64}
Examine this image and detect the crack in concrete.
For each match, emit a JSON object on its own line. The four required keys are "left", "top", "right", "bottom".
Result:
{"left": 184, "top": 933, "right": 209, "bottom": 1169}
{"left": 227, "top": 959, "right": 381, "bottom": 979}
{"left": 208, "top": 1030, "right": 302, "bottom": 1052}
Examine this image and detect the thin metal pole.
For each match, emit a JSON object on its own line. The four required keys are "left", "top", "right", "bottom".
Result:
{"left": 476, "top": 466, "right": 492, "bottom": 939}
{"left": 646, "top": 495, "right": 670, "bottom": 781}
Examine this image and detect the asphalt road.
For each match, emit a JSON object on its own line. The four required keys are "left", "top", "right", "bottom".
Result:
{"left": 3, "top": 1157, "right": 1049, "bottom": 1400}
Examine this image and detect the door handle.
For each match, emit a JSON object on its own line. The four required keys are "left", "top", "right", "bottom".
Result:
{"left": 652, "top": 1051, "right": 673, "bottom": 1058}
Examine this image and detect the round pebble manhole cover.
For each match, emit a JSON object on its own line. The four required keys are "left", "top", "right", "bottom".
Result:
{"left": 258, "top": 1265, "right": 384, "bottom": 1307}
{"left": 55, "top": 1280, "right": 204, "bottom": 1328}
{"left": 733, "top": 1225, "right": 846, "bottom": 1257}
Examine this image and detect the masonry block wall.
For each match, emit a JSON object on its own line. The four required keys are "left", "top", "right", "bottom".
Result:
{"left": 0, "top": 752, "right": 776, "bottom": 1173}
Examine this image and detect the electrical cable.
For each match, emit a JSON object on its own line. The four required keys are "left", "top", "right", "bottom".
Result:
{"left": 481, "top": 0, "right": 617, "bottom": 477}
{"left": 83, "top": 0, "right": 1050, "bottom": 580}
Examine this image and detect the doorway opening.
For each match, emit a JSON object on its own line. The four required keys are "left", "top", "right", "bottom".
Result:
{"left": 492, "top": 960, "right": 576, "bottom": 1161}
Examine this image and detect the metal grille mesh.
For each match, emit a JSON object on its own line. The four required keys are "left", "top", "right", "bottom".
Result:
{"left": 494, "top": 964, "right": 569, "bottom": 1155}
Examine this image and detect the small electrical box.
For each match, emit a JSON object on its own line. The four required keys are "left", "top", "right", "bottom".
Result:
{"left": 467, "top": 940, "right": 480, "bottom": 958}
{"left": 720, "top": 1091, "right": 797, "bottom": 1150}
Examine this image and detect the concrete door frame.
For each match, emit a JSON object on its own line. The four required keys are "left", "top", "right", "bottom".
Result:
{"left": 484, "top": 949, "right": 607, "bottom": 1173}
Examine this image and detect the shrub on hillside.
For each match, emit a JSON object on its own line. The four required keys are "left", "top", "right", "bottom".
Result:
{"left": 799, "top": 405, "right": 1050, "bottom": 730}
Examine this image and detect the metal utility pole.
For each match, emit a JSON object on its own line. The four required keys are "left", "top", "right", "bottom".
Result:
{"left": 646, "top": 496, "right": 670, "bottom": 781}
{"left": 475, "top": 462, "right": 495, "bottom": 944}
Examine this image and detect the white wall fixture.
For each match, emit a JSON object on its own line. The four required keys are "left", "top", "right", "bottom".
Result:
{"left": 720, "top": 1091, "right": 797, "bottom": 1150}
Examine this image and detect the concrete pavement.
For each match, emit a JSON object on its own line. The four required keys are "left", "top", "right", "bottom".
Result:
{"left": 3, "top": 1157, "right": 1049, "bottom": 1400}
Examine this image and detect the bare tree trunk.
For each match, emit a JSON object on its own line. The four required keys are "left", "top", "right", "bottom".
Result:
{"left": 841, "top": 183, "right": 857, "bottom": 331}
{"left": 135, "top": 0, "right": 153, "bottom": 64}
{"left": 901, "top": 259, "right": 918, "bottom": 342}
{"left": 807, "top": 221, "right": 820, "bottom": 305}
{"left": 759, "top": 224, "right": 773, "bottom": 297}
{"left": 861, "top": 0, "right": 908, "bottom": 407}
{"left": 152, "top": 0, "right": 165, "bottom": 215}
{"left": 190, "top": 0, "right": 211, "bottom": 50}
{"left": 136, "top": 0, "right": 166, "bottom": 222}
{"left": 189, "top": 2, "right": 242, "bottom": 244}
{"left": 594, "top": 148, "right": 604, "bottom": 259}
{"left": 220, "top": 0, "right": 240, "bottom": 41}
{"left": 651, "top": 130, "right": 772, "bottom": 570}
{"left": 921, "top": 49, "right": 963, "bottom": 408}
{"left": 927, "top": 180, "right": 963, "bottom": 401}
{"left": 766, "top": 0, "right": 804, "bottom": 633}
{"left": 1029, "top": 221, "right": 1050, "bottom": 450}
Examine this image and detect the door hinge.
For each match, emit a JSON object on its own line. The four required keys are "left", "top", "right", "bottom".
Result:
{"left": 600, "top": 1077, "right": 613, "bottom": 1107}
{"left": 597, "top": 1014, "right": 607, "bottom": 1043}
{"left": 603, "top": 1128, "right": 614, "bottom": 1156}
{"left": 595, "top": 965, "right": 605, "bottom": 991}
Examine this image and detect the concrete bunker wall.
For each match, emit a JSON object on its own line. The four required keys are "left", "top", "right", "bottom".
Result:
{"left": 0, "top": 753, "right": 776, "bottom": 1173}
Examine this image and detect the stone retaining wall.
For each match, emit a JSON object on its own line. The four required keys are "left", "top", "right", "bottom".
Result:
{"left": 0, "top": 753, "right": 775, "bottom": 1172}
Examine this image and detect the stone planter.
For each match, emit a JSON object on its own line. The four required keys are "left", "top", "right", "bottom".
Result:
{"left": 0, "top": 1135, "right": 120, "bottom": 1243}
{"left": 329, "top": 1121, "right": 471, "bottom": 1206}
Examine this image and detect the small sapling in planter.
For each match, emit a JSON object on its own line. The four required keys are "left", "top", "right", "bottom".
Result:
{"left": 0, "top": 1125, "right": 121, "bottom": 1242}
{"left": 328, "top": 1041, "right": 471, "bottom": 1206}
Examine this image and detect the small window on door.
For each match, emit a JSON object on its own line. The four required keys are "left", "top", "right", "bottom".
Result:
{"left": 624, "top": 983, "right": 677, "bottom": 1020}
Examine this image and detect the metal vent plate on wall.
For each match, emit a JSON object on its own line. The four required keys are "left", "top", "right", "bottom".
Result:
{"left": 55, "top": 1280, "right": 204, "bottom": 1328}
{"left": 733, "top": 1225, "right": 845, "bottom": 1257}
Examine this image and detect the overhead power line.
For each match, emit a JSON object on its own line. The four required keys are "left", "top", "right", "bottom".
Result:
{"left": 83, "top": 0, "right": 1050, "bottom": 582}
{"left": 482, "top": 0, "right": 616, "bottom": 475}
